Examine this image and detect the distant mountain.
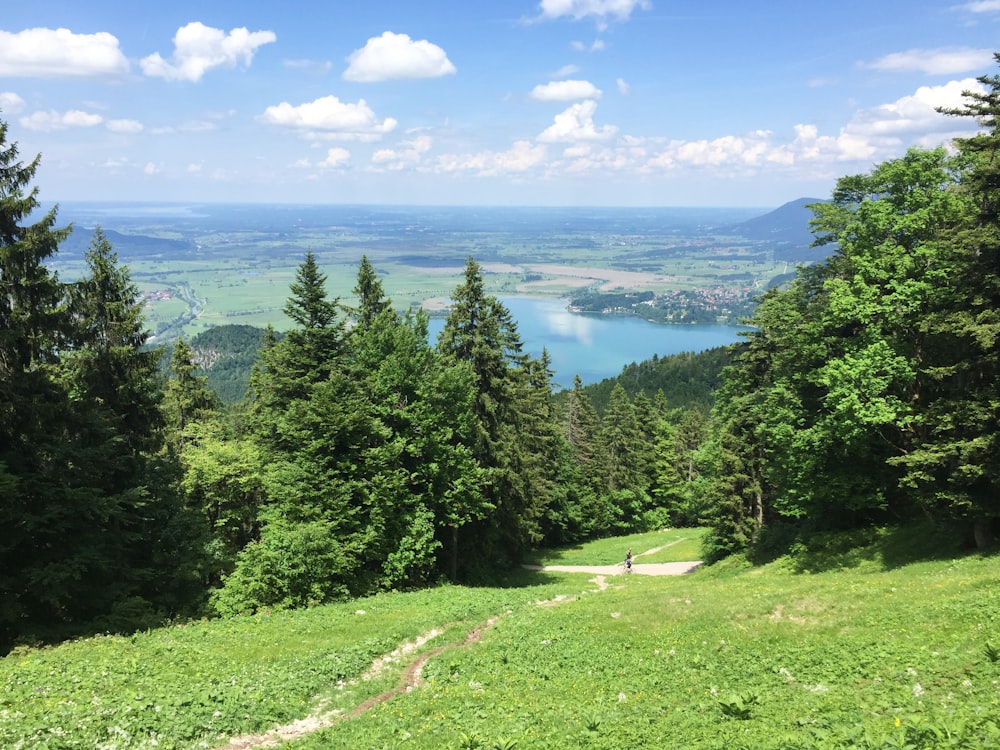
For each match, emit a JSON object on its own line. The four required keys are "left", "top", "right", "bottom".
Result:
{"left": 730, "top": 197, "right": 832, "bottom": 264}
{"left": 59, "top": 226, "right": 195, "bottom": 261}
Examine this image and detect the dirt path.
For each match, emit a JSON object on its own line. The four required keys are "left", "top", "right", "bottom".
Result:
{"left": 522, "top": 560, "right": 701, "bottom": 576}
{"left": 215, "top": 551, "right": 695, "bottom": 748}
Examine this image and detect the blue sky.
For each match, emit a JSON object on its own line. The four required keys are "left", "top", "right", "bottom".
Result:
{"left": 1, "top": 0, "right": 998, "bottom": 207}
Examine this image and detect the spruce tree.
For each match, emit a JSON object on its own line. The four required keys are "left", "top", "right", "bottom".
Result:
{"left": 0, "top": 121, "right": 78, "bottom": 649}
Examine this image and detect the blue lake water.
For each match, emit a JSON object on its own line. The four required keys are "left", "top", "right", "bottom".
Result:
{"left": 428, "top": 296, "right": 746, "bottom": 390}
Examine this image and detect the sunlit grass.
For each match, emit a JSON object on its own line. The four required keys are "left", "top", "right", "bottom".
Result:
{"left": 527, "top": 527, "right": 706, "bottom": 566}
{"left": 5, "top": 529, "right": 999, "bottom": 749}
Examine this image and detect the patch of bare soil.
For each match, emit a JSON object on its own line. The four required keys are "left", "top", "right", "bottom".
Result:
{"left": 216, "top": 622, "right": 495, "bottom": 749}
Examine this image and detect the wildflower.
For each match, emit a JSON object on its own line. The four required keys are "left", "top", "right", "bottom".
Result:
{"left": 913, "top": 683, "right": 924, "bottom": 698}
{"left": 895, "top": 717, "right": 901, "bottom": 727}
{"left": 618, "top": 692, "right": 627, "bottom": 702}
{"left": 962, "top": 679, "right": 973, "bottom": 689}
{"left": 906, "top": 668, "right": 917, "bottom": 677}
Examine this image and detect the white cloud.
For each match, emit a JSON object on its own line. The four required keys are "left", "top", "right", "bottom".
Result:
{"left": 571, "top": 39, "right": 606, "bottom": 52}
{"left": 259, "top": 95, "right": 397, "bottom": 140}
{"left": 616, "top": 77, "right": 630, "bottom": 95}
{"left": 436, "top": 140, "right": 548, "bottom": 176}
{"left": 865, "top": 48, "right": 994, "bottom": 75}
{"left": 552, "top": 64, "right": 581, "bottom": 77}
{"left": 1, "top": 92, "right": 27, "bottom": 114}
{"left": 143, "top": 162, "right": 160, "bottom": 175}
{"left": 319, "top": 147, "right": 351, "bottom": 168}
{"left": 106, "top": 118, "right": 143, "bottom": 134}
{"left": 643, "top": 78, "right": 982, "bottom": 177}
{"left": 19, "top": 109, "right": 103, "bottom": 132}
{"left": 187, "top": 163, "right": 203, "bottom": 173}
{"left": 540, "top": 0, "right": 651, "bottom": 27}
{"left": 530, "top": 79, "right": 602, "bottom": 101}
{"left": 955, "top": 1, "right": 1000, "bottom": 12}
{"left": 141, "top": 22, "right": 276, "bottom": 82}
{"left": 538, "top": 100, "right": 618, "bottom": 142}
{"left": 0, "top": 27, "right": 129, "bottom": 77}
{"left": 843, "top": 78, "right": 982, "bottom": 144}
{"left": 372, "top": 135, "right": 432, "bottom": 170}
{"left": 343, "top": 31, "right": 456, "bottom": 82}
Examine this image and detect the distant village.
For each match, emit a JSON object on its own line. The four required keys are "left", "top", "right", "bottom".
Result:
{"left": 568, "top": 286, "right": 756, "bottom": 325}
{"left": 143, "top": 289, "right": 173, "bottom": 303}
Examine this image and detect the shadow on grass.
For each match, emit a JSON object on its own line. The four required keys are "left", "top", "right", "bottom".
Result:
{"left": 459, "top": 564, "right": 594, "bottom": 591}
{"left": 750, "top": 519, "right": 987, "bottom": 574}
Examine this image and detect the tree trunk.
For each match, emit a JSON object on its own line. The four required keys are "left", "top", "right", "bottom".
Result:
{"left": 973, "top": 517, "right": 995, "bottom": 551}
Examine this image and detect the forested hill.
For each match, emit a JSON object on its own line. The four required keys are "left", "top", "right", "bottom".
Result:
{"left": 182, "top": 323, "right": 734, "bottom": 411}
{"left": 185, "top": 325, "right": 274, "bottom": 404}
{"left": 568, "top": 346, "right": 732, "bottom": 415}
{"left": 729, "top": 197, "right": 831, "bottom": 263}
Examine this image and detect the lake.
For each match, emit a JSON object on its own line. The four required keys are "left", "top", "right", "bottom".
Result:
{"left": 428, "top": 296, "right": 746, "bottom": 389}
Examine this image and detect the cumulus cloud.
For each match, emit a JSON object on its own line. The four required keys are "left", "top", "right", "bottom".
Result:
{"left": 436, "top": 140, "right": 548, "bottom": 176}
{"left": 143, "top": 162, "right": 159, "bottom": 175}
{"left": 106, "top": 118, "right": 144, "bottom": 134}
{"left": 540, "top": 0, "right": 651, "bottom": 27}
{"left": 571, "top": 39, "right": 606, "bottom": 52}
{"left": 259, "top": 95, "right": 397, "bottom": 140}
{"left": 343, "top": 31, "right": 456, "bottom": 82}
{"left": 19, "top": 109, "right": 103, "bottom": 132}
{"left": 0, "top": 92, "right": 27, "bottom": 114}
{"left": 865, "top": 48, "right": 994, "bottom": 75}
{"left": 643, "top": 78, "right": 982, "bottom": 177}
{"left": 530, "top": 79, "right": 602, "bottom": 101}
{"left": 141, "top": 22, "right": 276, "bottom": 82}
{"left": 843, "top": 78, "right": 982, "bottom": 144}
{"left": 372, "top": 135, "right": 432, "bottom": 170}
{"left": 538, "top": 100, "right": 617, "bottom": 142}
{"left": 319, "top": 147, "right": 351, "bottom": 168}
{"left": 616, "top": 77, "right": 630, "bottom": 95}
{"left": 0, "top": 27, "right": 129, "bottom": 78}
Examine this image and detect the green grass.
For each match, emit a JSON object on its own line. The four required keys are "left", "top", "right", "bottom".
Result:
{"left": 527, "top": 528, "right": 706, "bottom": 566}
{"left": 5, "top": 528, "right": 1000, "bottom": 749}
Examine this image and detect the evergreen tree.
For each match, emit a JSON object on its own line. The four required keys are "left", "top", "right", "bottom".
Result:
{"left": 437, "top": 258, "right": 550, "bottom": 570}
{"left": 0, "top": 121, "right": 83, "bottom": 649}
{"left": 60, "top": 228, "right": 204, "bottom": 623}
{"left": 219, "top": 254, "right": 372, "bottom": 612}
{"left": 162, "top": 337, "right": 220, "bottom": 450}
{"left": 352, "top": 254, "right": 390, "bottom": 330}
{"left": 597, "top": 382, "right": 647, "bottom": 531}
{"left": 904, "top": 60, "right": 1000, "bottom": 547}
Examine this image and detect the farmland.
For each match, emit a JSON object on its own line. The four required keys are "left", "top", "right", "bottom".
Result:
{"left": 45, "top": 202, "right": 815, "bottom": 342}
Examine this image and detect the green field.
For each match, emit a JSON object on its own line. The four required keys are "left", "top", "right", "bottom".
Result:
{"left": 49, "top": 203, "right": 793, "bottom": 341}
{"left": 4, "top": 527, "right": 999, "bottom": 749}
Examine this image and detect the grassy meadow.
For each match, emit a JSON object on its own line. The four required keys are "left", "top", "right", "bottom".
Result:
{"left": 5, "top": 526, "right": 999, "bottom": 749}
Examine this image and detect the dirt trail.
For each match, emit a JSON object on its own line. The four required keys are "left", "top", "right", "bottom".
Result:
{"left": 215, "top": 549, "right": 694, "bottom": 748}
{"left": 522, "top": 560, "right": 701, "bottom": 576}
